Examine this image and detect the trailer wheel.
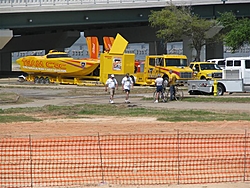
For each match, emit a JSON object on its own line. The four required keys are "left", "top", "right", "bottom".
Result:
{"left": 217, "top": 84, "right": 224, "bottom": 96}
{"left": 44, "top": 77, "right": 50, "bottom": 84}
{"left": 34, "top": 77, "right": 39, "bottom": 84}
{"left": 39, "top": 77, "right": 45, "bottom": 84}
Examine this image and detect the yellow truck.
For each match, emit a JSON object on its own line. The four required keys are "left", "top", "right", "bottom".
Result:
{"left": 16, "top": 33, "right": 135, "bottom": 86}
{"left": 132, "top": 54, "right": 193, "bottom": 86}
{"left": 189, "top": 62, "right": 223, "bottom": 80}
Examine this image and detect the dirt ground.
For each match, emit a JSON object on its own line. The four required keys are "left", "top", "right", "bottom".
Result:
{"left": 1, "top": 117, "right": 250, "bottom": 138}
{"left": 1, "top": 81, "right": 250, "bottom": 188}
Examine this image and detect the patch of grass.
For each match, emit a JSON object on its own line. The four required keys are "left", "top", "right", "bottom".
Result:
{"left": 76, "top": 104, "right": 250, "bottom": 122}
{"left": 157, "top": 110, "right": 249, "bottom": 122}
{"left": 184, "top": 97, "right": 250, "bottom": 103}
{"left": 142, "top": 96, "right": 250, "bottom": 103}
{"left": 0, "top": 92, "right": 33, "bottom": 104}
{"left": 0, "top": 104, "right": 250, "bottom": 123}
{"left": 0, "top": 114, "right": 40, "bottom": 123}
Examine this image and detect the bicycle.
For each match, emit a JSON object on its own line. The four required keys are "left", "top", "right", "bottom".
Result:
{"left": 166, "top": 85, "right": 184, "bottom": 101}
{"left": 153, "top": 87, "right": 167, "bottom": 103}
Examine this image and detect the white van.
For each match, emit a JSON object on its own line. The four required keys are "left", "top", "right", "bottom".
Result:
{"left": 207, "top": 59, "right": 225, "bottom": 69}
{"left": 224, "top": 57, "right": 250, "bottom": 85}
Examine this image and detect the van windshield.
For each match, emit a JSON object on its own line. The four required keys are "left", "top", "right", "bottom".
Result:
{"left": 166, "top": 58, "right": 188, "bottom": 67}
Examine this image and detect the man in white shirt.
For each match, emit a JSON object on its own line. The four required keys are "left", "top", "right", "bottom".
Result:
{"left": 154, "top": 74, "right": 163, "bottom": 103}
{"left": 121, "top": 73, "right": 134, "bottom": 103}
{"left": 105, "top": 74, "right": 118, "bottom": 104}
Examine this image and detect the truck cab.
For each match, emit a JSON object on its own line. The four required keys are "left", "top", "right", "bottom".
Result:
{"left": 133, "top": 54, "right": 193, "bottom": 86}
{"left": 189, "top": 62, "right": 222, "bottom": 80}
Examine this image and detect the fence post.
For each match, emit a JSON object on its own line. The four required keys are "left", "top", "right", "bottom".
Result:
{"left": 244, "top": 129, "right": 247, "bottom": 181}
{"left": 97, "top": 132, "right": 104, "bottom": 183}
{"left": 29, "top": 134, "right": 33, "bottom": 188}
{"left": 177, "top": 129, "right": 180, "bottom": 185}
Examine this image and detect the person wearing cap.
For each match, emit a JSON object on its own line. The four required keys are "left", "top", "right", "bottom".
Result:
{"left": 169, "top": 69, "right": 177, "bottom": 101}
{"left": 105, "top": 74, "right": 118, "bottom": 104}
{"left": 154, "top": 74, "right": 164, "bottom": 103}
{"left": 121, "top": 73, "right": 133, "bottom": 103}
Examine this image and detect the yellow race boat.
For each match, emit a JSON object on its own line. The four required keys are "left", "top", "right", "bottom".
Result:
{"left": 15, "top": 34, "right": 134, "bottom": 85}
{"left": 16, "top": 50, "right": 100, "bottom": 77}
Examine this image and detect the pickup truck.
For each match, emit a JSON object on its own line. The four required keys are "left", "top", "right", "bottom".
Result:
{"left": 189, "top": 62, "right": 222, "bottom": 80}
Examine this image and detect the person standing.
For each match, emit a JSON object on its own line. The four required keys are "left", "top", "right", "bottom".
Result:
{"left": 154, "top": 74, "right": 164, "bottom": 103}
{"left": 121, "top": 73, "right": 133, "bottom": 103}
{"left": 105, "top": 74, "right": 118, "bottom": 104}
{"left": 169, "top": 69, "right": 177, "bottom": 101}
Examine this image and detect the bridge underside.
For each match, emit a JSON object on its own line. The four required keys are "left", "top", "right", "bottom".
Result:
{"left": 0, "top": 31, "right": 80, "bottom": 76}
{"left": 0, "top": 2, "right": 250, "bottom": 73}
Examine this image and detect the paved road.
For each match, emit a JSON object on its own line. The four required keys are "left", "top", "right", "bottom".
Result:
{"left": 0, "top": 80, "right": 250, "bottom": 113}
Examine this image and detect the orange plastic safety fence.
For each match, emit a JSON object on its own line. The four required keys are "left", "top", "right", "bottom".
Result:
{"left": 1, "top": 134, "right": 250, "bottom": 187}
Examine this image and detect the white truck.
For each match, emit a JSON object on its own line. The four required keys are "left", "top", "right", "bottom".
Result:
{"left": 188, "top": 57, "right": 250, "bottom": 96}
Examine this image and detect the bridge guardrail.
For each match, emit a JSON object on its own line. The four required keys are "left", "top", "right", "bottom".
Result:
{"left": 0, "top": 0, "right": 167, "bottom": 8}
{"left": 0, "top": 0, "right": 248, "bottom": 8}
{"left": 0, "top": 0, "right": 248, "bottom": 14}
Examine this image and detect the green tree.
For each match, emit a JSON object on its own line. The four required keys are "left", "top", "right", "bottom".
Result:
{"left": 149, "top": 5, "right": 216, "bottom": 61}
{"left": 217, "top": 12, "right": 250, "bottom": 52}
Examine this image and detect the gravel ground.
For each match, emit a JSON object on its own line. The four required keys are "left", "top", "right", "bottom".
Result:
{"left": 0, "top": 79, "right": 250, "bottom": 113}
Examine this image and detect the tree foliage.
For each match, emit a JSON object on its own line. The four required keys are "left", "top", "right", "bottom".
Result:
{"left": 149, "top": 5, "right": 216, "bottom": 61}
{"left": 217, "top": 12, "right": 250, "bottom": 52}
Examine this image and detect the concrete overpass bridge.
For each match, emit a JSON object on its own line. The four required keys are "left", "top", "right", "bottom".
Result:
{"left": 0, "top": 0, "right": 250, "bottom": 74}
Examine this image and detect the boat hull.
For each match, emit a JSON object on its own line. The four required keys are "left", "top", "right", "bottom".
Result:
{"left": 16, "top": 56, "right": 100, "bottom": 77}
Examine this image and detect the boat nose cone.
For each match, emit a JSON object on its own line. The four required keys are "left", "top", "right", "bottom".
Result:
{"left": 16, "top": 57, "right": 23, "bottom": 64}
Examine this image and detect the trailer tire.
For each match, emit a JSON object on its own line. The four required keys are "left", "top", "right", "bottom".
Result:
{"left": 217, "top": 84, "right": 224, "bottom": 96}
{"left": 39, "top": 77, "right": 45, "bottom": 84}
{"left": 44, "top": 77, "right": 50, "bottom": 84}
{"left": 34, "top": 77, "right": 39, "bottom": 84}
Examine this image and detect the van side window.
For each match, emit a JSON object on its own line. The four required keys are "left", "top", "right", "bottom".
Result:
{"left": 226, "top": 60, "right": 233, "bottom": 66}
{"left": 234, "top": 60, "right": 241, "bottom": 66}
{"left": 218, "top": 60, "right": 225, "bottom": 66}
{"left": 245, "top": 60, "right": 250, "bottom": 69}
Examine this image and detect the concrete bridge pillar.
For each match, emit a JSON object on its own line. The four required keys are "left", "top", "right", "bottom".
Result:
{"left": 0, "top": 51, "right": 12, "bottom": 74}
{"left": 149, "top": 41, "right": 166, "bottom": 55}
{"left": 0, "top": 31, "right": 80, "bottom": 73}
{"left": 183, "top": 36, "right": 193, "bottom": 63}
{"left": 0, "top": 29, "right": 13, "bottom": 50}
{"left": 206, "top": 41, "right": 224, "bottom": 60}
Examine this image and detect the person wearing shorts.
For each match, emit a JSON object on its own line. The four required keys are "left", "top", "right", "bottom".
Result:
{"left": 121, "top": 73, "right": 133, "bottom": 103}
{"left": 105, "top": 74, "right": 118, "bottom": 104}
{"left": 154, "top": 74, "right": 163, "bottom": 103}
